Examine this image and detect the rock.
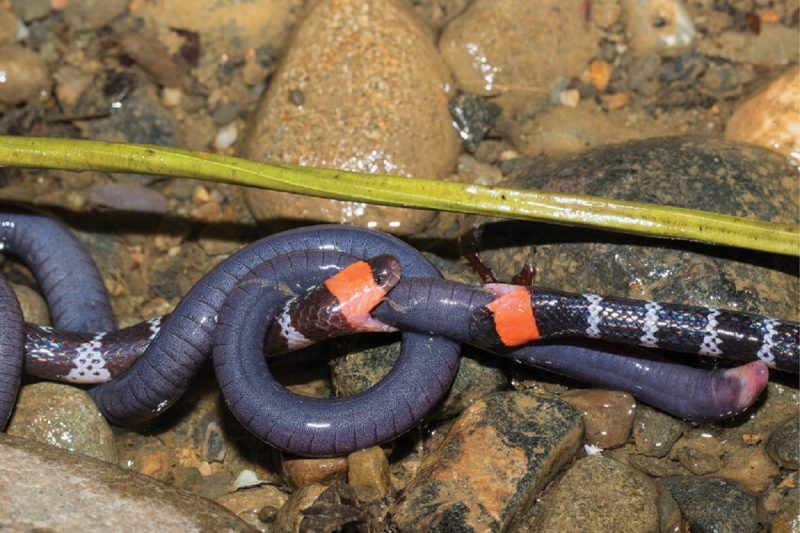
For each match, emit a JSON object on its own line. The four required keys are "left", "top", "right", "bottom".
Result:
{"left": 89, "top": 91, "right": 175, "bottom": 147}
{"left": 89, "top": 183, "right": 169, "bottom": 214}
{"left": 771, "top": 489, "right": 800, "bottom": 533}
{"left": 719, "top": 383, "right": 798, "bottom": 442}
{"left": 10, "top": 0, "right": 49, "bottom": 22}
{"left": 134, "top": 0, "right": 298, "bottom": 64}
{"left": 716, "top": 445, "right": 780, "bottom": 494}
{"left": 281, "top": 456, "right": 348, "bottom": 488}
{"left": 662, "top": 476, "right": 758, "bottom": 533}
{"left": 12, "top": 283, "right": 50, "bottom": 324}
{"left": 627, "top": 452, "right": 689, "bottom": 478}
{"left": 6, "top": 382, "right": 118, "bottom": 463}
{"left": 490, "top": 137, "right": 799, "bottom": 321}
{"left": 669, "top": 434, "right": 725, "bottom": 475}
{"left": 562, "top": 389, "right": 637, "bottom": 449}
{"left": 632, "top": 405, "right": 686, "bottom": 458}
{"left": 698, "top": 23, "right": 799, "bottom": 67}
{"left": 410, "top": 0, "right": 471, "bottom": 29}
{"left": 450, "top": 93, "right": 501, "bottom": 153}
{"left": 0, "top": 45, "right": 50, "bottom": 104}
{"left": 0, "top": 433, "right": 253, "bottom": 531}
{"left": 274, "top": 483, "right": 368, "bottom": 533}
{"left": 621, "top": 0, "right": 695, "bottom": 55}
{"left": 521, "top": 456, "right": 662, "bottom": 532}
{"left": 767, "top": 418, "right": 799, "bottom": 469}
{"left": 0, "top": 8, "right": 18, "bottom": 45}
{"left": 725, "top": 66, "right": 800, "bottom": 167}
{"left": 59, "top": 0, "right": 128, "bottom": 31}
{"left": 439, "top": 0, "right": 602, "bottom": 112}
{"left": 242, "top": 0, "right": 458, "bottom": 235}
{"left": 389, "top": 391, "right": 582, "bottom": 531}
{"left": 216, "top": 485, "right": 289, "bottom": 531}
{"left": 347, "top": 446, "right": 391, "bottom": 502}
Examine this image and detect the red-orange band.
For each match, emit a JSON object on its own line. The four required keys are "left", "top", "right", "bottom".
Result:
{"left": 486, "top": 287, "right": 540, "bottom": 346}
{"left": 324, "top": 261, "right": 387, "bottom": 324}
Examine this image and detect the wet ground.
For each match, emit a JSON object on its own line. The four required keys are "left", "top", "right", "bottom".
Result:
{"left": 0, "top": 0, "right": 798, "bottom": 531}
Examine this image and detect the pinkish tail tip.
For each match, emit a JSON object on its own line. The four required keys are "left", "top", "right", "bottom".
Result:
{"left": 723, "top": 361, "right": 769, "bottom": 413}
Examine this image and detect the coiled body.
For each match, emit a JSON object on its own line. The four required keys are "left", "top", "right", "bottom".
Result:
{"left": 0, "top": 207, "right": 795, "bottom": 455}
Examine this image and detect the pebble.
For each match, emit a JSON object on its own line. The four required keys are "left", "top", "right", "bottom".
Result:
{"left": 561, "top": 389, "right": 637, "bottom": 449}
{"left": 11, "top": 283, "right": 50, "bottom": 324}
{"left": 347, "top": 446, "right": 392, "bottom": 502}
{"left": 669, "top": 434, "right": 726, "bottom": 475}
{"left": 767, "top": 418, "right": 799, "bottom": 470}
{"left": 274, "top": 483, "right": 370, "bottom": 533}
{"left": 0, "top": 8, "right": 18, "bottom": 45}
{"left": 716, "top": 445, "right": 780, "bottom": 494}
{"left": 89, "top": 183, "right": 168, "bottom": 214}
{"left": 725, "top": 66, "right": 799, "bottom": 167}
{"left": 6, "top": 382, "right": 118, "bottom": 463}
{"left": 771, "top": 489, "right": 800, "bottom": 533}
{"left": 411, "top": 0, "right": 471, "bottom": 29}
{"left": 662, "top": 476, "right": 758, "bottom": 533}
{"left": 10, "top": 0, "right": 49, "bottom": 22}
{"left": 215, "top": 485, "right": 289, "bottom": 531}
{"left": 522, "top": 456, "right": 662, "bottom": 532}
{"left": 621, "top": 0, "right": 696, "bottom": 55}
{"left": 0, "top": 433, "right": 251, "bottom": 531}
{"left": 632, "top": 405, "right": 686, "bottom": 458}
{"left": 241, "top": 0, "right": 458, "bottom": 235}
{"left": 389, "top": 391, "right": 582, "bottom": 531}
{"left": 58, "top": 0, "right": 128, "bottom": 31}
{"left": 0, "top": 45, "right": 50, "bottom": 104}
{"left": 53, "top": 65, "right": 94, "bottom": 109}
{"left": 449, "top": 93, "right": 501, "bottom": 152}
{"left": 699, "top": 22, "right": 798, "bottom": 66}
{"left": 133, "top": 0, "right": 298, "bottom": 64}
{"left": 280, "top": 456, "right": 348, "bottom": 488}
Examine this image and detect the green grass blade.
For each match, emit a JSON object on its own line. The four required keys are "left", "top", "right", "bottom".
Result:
{"left": 0, "top": 136, "right": 797, "bottom": 256}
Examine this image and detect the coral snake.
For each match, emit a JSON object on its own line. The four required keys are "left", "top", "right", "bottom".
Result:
{"left": 0, "top": 207, "right": 795, "bottom": 456}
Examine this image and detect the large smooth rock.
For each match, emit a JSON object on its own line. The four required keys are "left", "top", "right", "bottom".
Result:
{"left": 242, "top": 0, "right": 459, "bottom": 235}
{"left": 0, "top": 433, "right": 253, "bottom": 532}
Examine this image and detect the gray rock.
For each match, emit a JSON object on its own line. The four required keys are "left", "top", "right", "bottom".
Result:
{"left": 6, "top": 382, "right": 118, "bottom": 463}
{"left": 389, "top": 391, "right": 583, "bottom": 531}
{"left": 661, "top": 476, "right": 757, "bottom": 533}
{"left": 521, "top": 456, "right": 662, "bottom": 532}
{"left": 633, "top": 405, "right": 686, "bottom": 458}
{"left": 0, "top": 433, "right": 254, "bottom": 532}
{"left": 767, "top": 418, "right": 799, "bottom": 469}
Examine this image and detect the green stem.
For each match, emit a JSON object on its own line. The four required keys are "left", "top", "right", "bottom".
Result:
{"left": 0, "top": 136, "right": 797, "bottom": 256}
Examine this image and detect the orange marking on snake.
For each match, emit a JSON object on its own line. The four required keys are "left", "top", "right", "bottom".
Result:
{"left": 324, "top": 261, "right": 388, "bottom": 328}
{"left": 486, "top": 287, "right": 540, "bottom": 346}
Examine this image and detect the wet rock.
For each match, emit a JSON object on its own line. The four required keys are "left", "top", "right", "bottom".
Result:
{"left": 771, "top": 489, "right": 800, "bottom": 533}
{"left": 0, "top": 45, "right": 50, "bottom": 104}
{"left": 216, "top": 485, "right": 289, "bottom": 531}
{"left": 281, "top": 456, "right": 348, "bottom": 488}
{"left": 521, "top": 456, "right": 661, "bottom": 532}
{"left": 6, "top": 382, "right": 117, "bottom": 463}
{"left": 439, "top": 0, "right": 602, "bottom": 112}
{"left": 767, "top": 418, "right": 799, "bottom": 469}
{"left": 89, "top": 91, "right": 175, "bottom": 148}
{"left": 719, "top": 383, "right": 798, "bottom": 442}
{"left": 450, "top": 93, "right": 501, "bottom": 153}
{"left": 134, "top": 0, "right": 297, "bottom": 64}
{"left": 410, "top": 0, "right": 471, "bottom": 29}
{"left": 562, "top": 389, "right": 637, "bottom": 449}
{"left": 347, "top": 446, "right": 391, "bottom": 502}
{"left": 389, "top": 391, "right": 582, "bottom": 531}
{"left": 489, "top": 137, "right": 799, "bottom": 321}
{"left": 725, "top": 66, "right": 799, "bottom": 167}
{"left": 622, "top": 0, "right": 695, "bottom": 55}
{"left": 669, "top": 434, "right": 725, "bottom": 475}
{"left": 633, "top": 405, "right": 686, "bottom": 458}
{"left": 59, "top": 0, "right": 128, "bottom": 31}
{"left": 242, "top": 0, "right": 458, "bottom": 235}
{"left": 627, "top": 452, "right": 690, "bottom": 478}
{"left": 716, "top": 445, "right": 780, "bottom": 494}
{"left": 662, "top": 476, "right": 758, "bottom": 533}
{"left": 0, "top": 433, "right": 253, "bottom": 531}
{"left": 698, "top": 23, "right": 798, "bottom": 67}
{"left": 274, "top": 483, "right": 367, "bottom": 533}
{"left": 12, "top": 283, "right": 50, "bottom": 325}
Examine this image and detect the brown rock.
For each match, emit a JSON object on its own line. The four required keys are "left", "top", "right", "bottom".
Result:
{"left": 0, "top": 8, "right": 18, "bottom": 45}
{"left": 725, "top": 66, "right": 800, "bottom": 167}
{"left": 273, "top": 483, "right": 328, "bottom": 533}
{"left": 216, "top": 485, "right": 289, "bottom": 530}
{"left": 0, "top": 433, "right": 253, "bottom": 531}
{"left": 390, "top": 391, "right": 582, "bottom": 531}
{"left": 347, "top": 446, "right": 391, "bottom": 502}
{"left": 562, "top": 389, "right": 637, "bottom": 449}
{"left": 242, "top": 0, "right": 458, "bottom": 235}
{"left": 12, "top": 283, "right": 50, "bottom": 325}
{"left": 670, "top": 435, "right": 725, "bottom": 475}
{"left": 717, "top": 446, "right": 780, "bottom": 494}
{"left": 0, "top": 45, "right": 50, "bottom": 104}
{"left": 281, "top": 456, "right": 347, "bottom": 488}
